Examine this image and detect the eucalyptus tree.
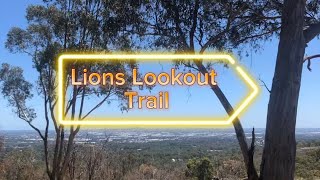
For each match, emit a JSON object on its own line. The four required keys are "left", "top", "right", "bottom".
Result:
{"left": 2, "top": 0, "right": 320, "bottom": 179}
{"left": 3, "top": 0, "right": 140, "bottom": 179}
{"left": 122, "top": 0, "right": 280, "bottom": 179}
{"left": 261, "top": 0, "right": 320, "bottom": 179}
{"left": 119, "top": 0, "right": 320, "bottom": 179}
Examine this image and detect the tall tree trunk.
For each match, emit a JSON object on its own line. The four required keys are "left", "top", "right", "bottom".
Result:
{"left": 260, "top": 0, "right": 306, "bottom": 179}
{"left": 195, "top": 62, "right": 258, "bottom": 180}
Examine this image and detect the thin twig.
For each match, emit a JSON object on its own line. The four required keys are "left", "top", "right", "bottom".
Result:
{"left": 259, "top": 78, "right": 271, "bottom": 93}
{"left": 304, "top": 54, "right": 320, "bottom": 71}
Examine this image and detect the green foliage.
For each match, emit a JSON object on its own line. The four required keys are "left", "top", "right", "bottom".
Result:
{"left": 110, "top": 0, "right": 284, "bottom": 72}
{"left": 185, "top": 157, "right": 214, "bottom": 180}
{"left": 0, "top": 149, "right": 46, "bottom": 180}
{"left": 296, "top": 148, "right": 320, "bottom": 179}
{"left": 141, "top": 1, "right": 280, "bottom": 49}
{"left": 4, "top": 0, "right": 146, "bottom": 120}
{"left": 112, "top": 0, "right": 320, "bottom": 70}
{"left": 3, "top": 2, "right": 148, "bottom": 177}
{"left": 0, "top": 64, "right": 35, "bottom": 122}
{"left": 5, "top": 27, "right": 33, "bottom": 53}
{"left": 2, "top": 133, "right": 320, "bottom": 179}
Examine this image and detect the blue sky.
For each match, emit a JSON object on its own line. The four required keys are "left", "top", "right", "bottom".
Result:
{"left": 0, "top": 0, "right": 320, "bottom": 130}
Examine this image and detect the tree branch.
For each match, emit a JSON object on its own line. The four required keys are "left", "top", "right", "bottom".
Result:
{"left": 189, "top": 0, "right": 200, "bottom": 50}
{"left": 181, "top": 62, "right": 200, "bottom": 72}
{"left": 193, "top": 61, "right": 256, "bottom": 177}
{"left": 78, "top": 86, "right": 86, "bottom": 120}
{"left": 199, "top": 21, "right": 232, "bottom": 54}
{"left": 12, "top": 94, "right": 45, "bottom": 141}
{"left": 304, "top": 54, "right": 320, "bottom": 71}
{"left": 26, "top": 121, "right": 45, "bottom": 140}
{"left": 235, "top": 26, "right": 281, "bottom": 45}
{"left": 166, "top": 1, "right": 189, "bottom": 50}
{"left": 199, "top": 16, "right": 252, "bottom": 54}
{"left": 304, "top": 22, "right": 320, "bottom": 43}
{"left": 247, "top": 127, "right": 258, "bottom": 180}
{"left": 259, "top": 78, "right": 271, "bottom": 93}
{"left": 81, "top": 91, "right": 112, "bottom": 120}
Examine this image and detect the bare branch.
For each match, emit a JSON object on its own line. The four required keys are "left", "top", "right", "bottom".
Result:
{"left": 259, "top": 78, "right": 271, "bottom": 93}
{"left": 26, "top": 121, "right": 45, "bottom": 140}
{"left": 193, "top": 61, "right": 255, "bottom": 177}
{"left": 304, "top": 54, "right": 320, "bottom": 71}
{"left": 250, "top": 128, "right": 256, "bottom": 155}
{"left": 247, "top": 127, "right": 258, "bottom": 179}
{"left": 49, "top": 100, "right": 58, "bottom": 132}
{"left": 235, "top": 26, "right": 281, "bottom": 45}
{"left": 78, "top": 86, "right": 86, "bottom": 120}
{"left": 181, "top": 62, "right": 200, "bottom": 72}
{"left": 81, "top": 91, "right": 112, "bottom": 120}
{"left": 304, "top": 22, "right": 320, "bottom": 43}
{"left": 12, "top": 94, "right": 45, "bottom": 140}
